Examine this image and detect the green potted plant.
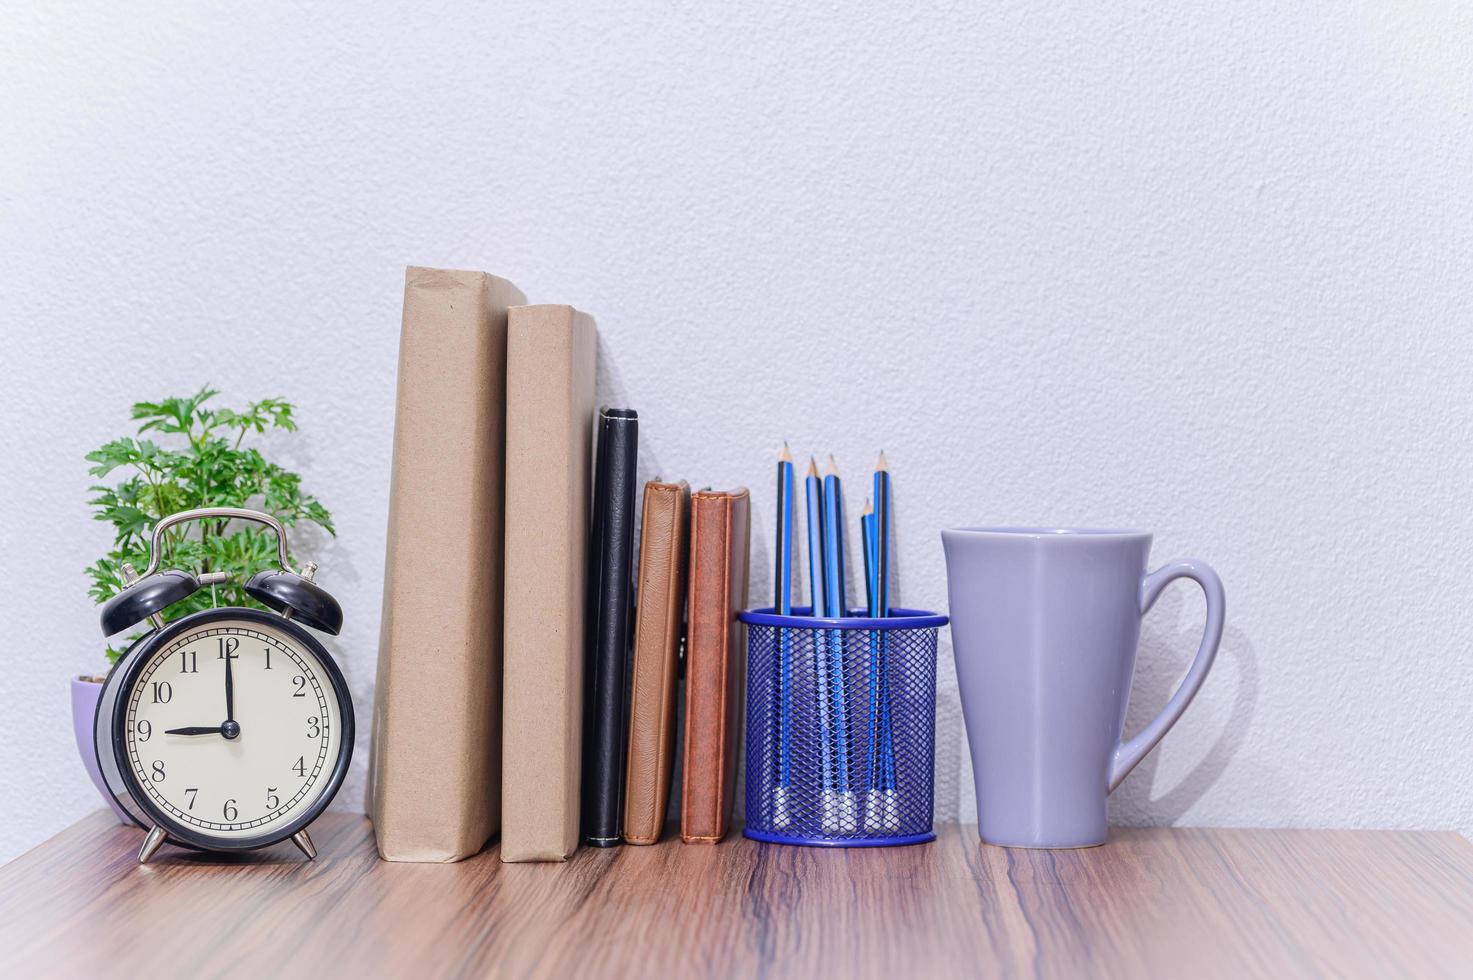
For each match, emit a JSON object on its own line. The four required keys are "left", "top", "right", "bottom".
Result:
{"left": 75, "top": 388, "right": 333, "bottom": 819}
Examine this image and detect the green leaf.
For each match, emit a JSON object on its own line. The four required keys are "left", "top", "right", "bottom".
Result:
{"left": 107, "top": 506, "right": 150, "bottom": 544}
{"left": 216, "top": 397, "right": 298, "bottom": 436}
{"left": 133, "top": 386, "right": 218, "bottom": 435}
{"left": 85, "top": 438, "right": 144, "bottom": 477}
{"left": 302, "top": 499, "right": 335, "bottom": 536}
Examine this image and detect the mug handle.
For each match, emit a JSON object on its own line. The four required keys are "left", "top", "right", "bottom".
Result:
{"left": 1108, "top": 559, "right": 1226, "bottom": 792}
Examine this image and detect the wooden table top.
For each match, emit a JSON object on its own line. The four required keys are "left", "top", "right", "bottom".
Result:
{"left": 3, "top": 812, "right": 1472, "bottom": 978}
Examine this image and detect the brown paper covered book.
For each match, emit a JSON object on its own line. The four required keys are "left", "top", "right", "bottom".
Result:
{"left": 368, "top": 266, "right": 525, "bottom": 862}
{"left": 500, "top": 305, "right": 598, "bottom": 862}
{"left": 680, "top": 488, "right": 751, "bottom": 843}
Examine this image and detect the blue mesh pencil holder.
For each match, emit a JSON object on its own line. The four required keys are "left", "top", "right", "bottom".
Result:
{"left": 740, "top": 606, "right": 947, "bottom": 847}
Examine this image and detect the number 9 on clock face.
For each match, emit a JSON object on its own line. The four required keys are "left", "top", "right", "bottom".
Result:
{"left": 111, "top": 611, "right": 353, "bottom": 848}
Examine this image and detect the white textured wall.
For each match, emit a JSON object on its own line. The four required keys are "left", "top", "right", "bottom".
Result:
{"left": 3, "top": 2, "right": 1471, "bottom": 863}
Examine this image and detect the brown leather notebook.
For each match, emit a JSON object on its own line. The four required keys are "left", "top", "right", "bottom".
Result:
{"left": 623, "top": 480, "right": 691, "bottom": 845}
{"left": 680, "top": 488, "right": 751, "bottom": 843}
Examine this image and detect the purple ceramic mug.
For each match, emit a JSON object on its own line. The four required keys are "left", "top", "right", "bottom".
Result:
{"left": 941, "top": 528, "right": 1225, "bottom": 848}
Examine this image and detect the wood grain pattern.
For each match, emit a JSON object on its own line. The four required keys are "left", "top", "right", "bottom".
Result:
{"left": 3, "top": 813, "right": 1472, "bottom": 979}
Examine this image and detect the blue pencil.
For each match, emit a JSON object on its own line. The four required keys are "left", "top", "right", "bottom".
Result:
{"left": 822, "top": 456, "right": 848, "bottom": 620}
{"left": 804, "top": 457, "right": 836, "bottom": 820}
{"left": 874, "top": 451, "right": 891, "bottom": 618}
{"left": 873, "top": 452, "right": 898, "bottom": 829}
{"left": 822, "top": 456, "right": 856, "bottom": 830}
{"left": 861, "top": 501, "right": 881, "bottom": 820}
{"left": 774, "top": 444, "right": 794, "bottom": 826}
{"left": 775, "top": 444, "right": 794, "bottom": 616}
{"left": 861, "top": 499, "right": 878, "bottom": 611}
{"left": 804, "top": 457, "right": 827, "bottom": 618}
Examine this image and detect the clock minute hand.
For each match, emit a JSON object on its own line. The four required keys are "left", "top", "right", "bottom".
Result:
{"left": 165, "top": 726, "right": 224, "bottom": 736}
{"left": 224, "top": 649, "right": 235, "bottom": 723}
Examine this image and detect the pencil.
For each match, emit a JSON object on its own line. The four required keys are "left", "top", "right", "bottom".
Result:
{"left": 821, "top": 456, "right": 848, "bottom": 619}
{"left": 821, "top": 456, "right": 855, "bottom": 830}
{"left": 804, "top": 457, "right": 837, "bottom": 813}
{"left": 872, "top": 452, "right": 898, "bottom": 829}
{"left": 774, "top": 444, "right": 794, "bottom": 825}
{"left": 874, "top": 451, "right": 891, "bottom": 617}
{"left": 861, "top": 498, "right": 882, "bottom": 819}
{"left": 775, "top": 443, "right": 794, "bottom": 614}
{"left": 861, "top": 498, "right": 877, "bottom": 613}
{"left": 804, "top": 457, "right": 827, "bottom": 617}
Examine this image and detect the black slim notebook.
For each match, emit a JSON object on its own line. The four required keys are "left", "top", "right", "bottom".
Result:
{"left": 581, "top": 407, "right": 639, "bottom": 846}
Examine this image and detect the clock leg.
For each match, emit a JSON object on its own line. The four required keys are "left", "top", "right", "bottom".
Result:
{"left": 290, "top": 829, "right": 317, "bottom": 861}
{"left": 137, "top": 825, "right": 167, "bottom": 865}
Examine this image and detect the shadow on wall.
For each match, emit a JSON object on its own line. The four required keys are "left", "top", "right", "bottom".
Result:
{"left": 596, "top": 333, "right": 664, "bottom": 492}
{"left": 932, "top": 627, "right": 964, "bottom": 820}
{"left": 731, "top": 486, "right": 772, "bottom": 824}
{"left": 598, "top": 332, "right": 687, "bottom": 819}
{"left": 1110, "top": 585, "right": 1263, "bottom": 826}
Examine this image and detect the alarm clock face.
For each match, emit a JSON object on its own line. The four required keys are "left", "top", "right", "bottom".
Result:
{"left": 113, "top": 611, "right": 352, "bottom": 847}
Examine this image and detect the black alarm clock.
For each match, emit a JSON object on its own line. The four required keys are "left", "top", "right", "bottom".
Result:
{"left": 94, "top": 507, "right": 354, "bottom": 865}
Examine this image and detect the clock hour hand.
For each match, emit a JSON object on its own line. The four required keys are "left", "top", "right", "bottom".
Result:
{"left": 165, "top": 725, "right": 223, "bottom": 736}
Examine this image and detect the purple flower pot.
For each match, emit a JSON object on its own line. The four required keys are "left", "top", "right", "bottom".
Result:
{"left": 71, "top": 676, "right": 133, "bottom": 824}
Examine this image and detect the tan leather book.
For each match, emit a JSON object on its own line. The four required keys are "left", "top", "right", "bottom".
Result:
{"left": 368, "top": 267, "right": 526, "bottom": 862}
{"left": 680, "top": 488, "right": 751, "bottom": 843}
{"left": 623, "top": 480, "right": 691, "bottom": 845}
{"left": 500, "top": 305, "right": 598, "bottom": 862}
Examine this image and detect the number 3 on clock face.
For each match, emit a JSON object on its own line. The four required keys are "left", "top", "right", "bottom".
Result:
{"left": 116, "top": 612, "right": 351, "bottom": 847}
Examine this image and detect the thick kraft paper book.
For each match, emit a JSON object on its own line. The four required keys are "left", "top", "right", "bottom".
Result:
{"left": 500, "top": 305, "right": 598, "bottom": 862}
{"left": 368, "top": 266, "right": 526, "bottom": 863}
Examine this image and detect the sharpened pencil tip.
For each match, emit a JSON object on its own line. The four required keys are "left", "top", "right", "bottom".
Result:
{"left": 824, "top": 454, "right": 839, "bottom": 477}
{"left": 779, "top": 442, "right": 793, "bottom": 463}
{"left": 807, "top": 456, "right": 819, "bottom": 477}
{"left": 876, "top": 450, "right": 889, "bottom": 471}
{"left": 861, "top": 497, "right": 873, "bottom": 516}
